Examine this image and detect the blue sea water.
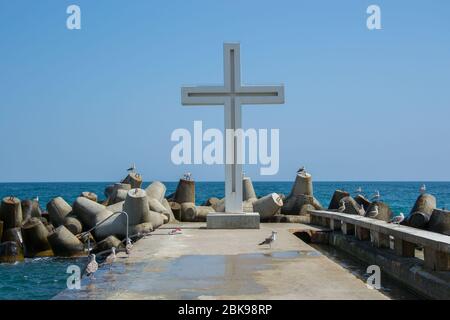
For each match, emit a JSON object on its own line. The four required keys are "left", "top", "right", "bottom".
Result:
{"left": 0, "top": 181, "right": 449, "bottom": 300}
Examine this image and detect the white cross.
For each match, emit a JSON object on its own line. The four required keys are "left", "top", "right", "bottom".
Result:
{"left": 181, "top": 43, "right": 284, "bottom": 213}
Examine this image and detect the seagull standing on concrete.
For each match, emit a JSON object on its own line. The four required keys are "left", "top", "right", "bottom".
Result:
{"left": 338, "top": 200, "right": 346, "bottom": 213}
{"left": 259, "top": 231, "right": 277, "bottom": 249}
{"left": 420, "top": 184, "right": 426, "bottom": 194}
{"left": 84, "top": 254, "right": 98, "bottom": 278}
{"left": 125, "top": 238, "right": 133, "bottom": 254}
{"left": 104, "top": 247, "right": 116, "bottom": 266}
{"left": 389, "top": 212, "right": 405, "bottom": 224}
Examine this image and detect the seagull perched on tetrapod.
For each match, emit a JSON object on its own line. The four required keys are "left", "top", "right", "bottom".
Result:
{"left": 355, "top": 186, "right": 363, "bottom": 195}
{"left": 127, "top": 163, "right": 136, "bottom": 173}
{"left": 259, "top": 231, "right": 277, "bottom": 249}
{"left": 84, "top": 254, "right": 98, "bottom": 279}
{"left": 297, "top": 166, "right": 306, "bottom": 174}
{"left": 371, "top": 190, "right": 381, "bottom": 201}
{"left": 389, "top": 212, "right": 405, "bottom": 224}
{"left": 420, "top": 184, "right": 426, "bottom": 194}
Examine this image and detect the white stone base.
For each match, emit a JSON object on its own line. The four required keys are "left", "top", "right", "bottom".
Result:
{"left": 206, "top": 212, "right": 260, "bottom": 229}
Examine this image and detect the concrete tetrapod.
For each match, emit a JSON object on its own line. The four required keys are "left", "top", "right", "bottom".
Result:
{"left": 161, "top": 198, "right": 177, "bottom": 222}
{"left": 340, "top": 196, "right": 363, "bottom": 215}
{"left": 123, "top": 188, "right": 149, "bottom": 225}
{"left": 80, "top": 192, "right": 98, "bottom": 203}
{"left": 169, "top": 202, "right": 182, "bottom": 221}
{"left": 121, "top": 173, "right": 143, "bottom": 189}
{"left": 181, "top": 205, "right": 215, "bottom": 222}
{"left": 408, "top": 194, "right": 437, "bottom": 229}
{"left": 173, "top": 179, "right": 195, "bottom": 204}
{"left": 243, "top": 177, "right": 257, "bottom": 201}
{"left": 148, "top": 198, "right": 169, "bottom": 215}
{"left": 145, "top": 181, "right": 166, "bottom": 203}
{"left": 63, "top": 216, "right": 83, "bottom": 235}
{"left": 21, "top": 199, "right": 42, "bottom": 220}
{"left": 47, "top": 197, "right": 72, "bottom": 228}
{"left": 253, "top": 193, "right": 283, "bottom": 220}
{"left": 354, "top": 195, "right": 371, "bottom": 210}
{"left": 0, "top": 241, "right": 24, "bottom": 263}
{"left": 427, "top": 209, "right": 450, "bottom": 235}
{"left": 109, "top": 183, "right": 131, "bottom": 205}
{"left": 180, "top": 203, "right": 197, "bottom": 221}
{"left": 72, "top": 197, "right": 112, "bottom": 230}
{"left": 328, "top": 190, "right": 350, "bottom": 210}
{"left": 0, "top": 197, "right": 23, "bottom": 229}
{"left": 47, "top": 225, "right": 85, "bottom": 257}
{"left": 92, "top": 235, "right": 123, "bottom": 254}
{"left": 365, "top": 201, "right": 393, "bottom": 222}
{"left": 2, "top": 227, "right": 24, "bottom": 248}
{"left": 290, "top": 172, "right": 314, "bottom": 197}
{"left": 21, "top": 217, "right": 52, "bottom": 257}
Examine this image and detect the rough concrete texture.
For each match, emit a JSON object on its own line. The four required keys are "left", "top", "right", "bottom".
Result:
{"left": 207, "top": 213, "right": 260, "bottom": 229}
{"left": 55, "top": 223, "right": 389, "bottom": 300}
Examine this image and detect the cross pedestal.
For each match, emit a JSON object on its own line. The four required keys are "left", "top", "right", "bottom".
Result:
{"left": 181, "top": 43, "right": 285, "bottom": 229}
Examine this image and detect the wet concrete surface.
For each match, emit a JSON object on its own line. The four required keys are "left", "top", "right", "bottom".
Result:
{"left": 55, "top": 223, "right": 389, "bottom": 300}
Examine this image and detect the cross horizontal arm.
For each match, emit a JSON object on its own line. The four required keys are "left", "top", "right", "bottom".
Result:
{"left": 181, "top": 85, "right": 284, "bottom": 106}
{"left": 181, "top": 86, "right": 229, "bottom": 105}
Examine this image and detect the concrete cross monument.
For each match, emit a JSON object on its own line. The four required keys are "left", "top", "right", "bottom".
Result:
{"left": 181, "top": 43, "right": 285, "bottom": 228}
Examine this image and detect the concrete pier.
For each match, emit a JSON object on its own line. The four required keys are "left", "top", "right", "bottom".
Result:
{"left": 55, "top": 222, "right": 388, "bottom": 300}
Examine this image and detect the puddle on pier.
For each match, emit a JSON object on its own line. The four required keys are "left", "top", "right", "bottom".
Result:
{"left": 54, "top": 250, "right": 321, "bottom": 299}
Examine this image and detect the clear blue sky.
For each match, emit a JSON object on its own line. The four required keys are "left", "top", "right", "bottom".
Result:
{"left": 1, "top": 0, "right": 449, "bottom": 182}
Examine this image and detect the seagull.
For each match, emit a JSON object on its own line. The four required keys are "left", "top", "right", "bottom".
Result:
{"left": 419, "top": 184, "right": 426, "bottom": 194}
{"left": 84, "top": 254, "right": 98, "bottom": 279}
{"left": 127, "top": 163, "right": 136, "bottom": 173}
{"left": 297, "top": 166, "right": 306, "bottom": 174}
{"left": 104, "top": 247, "right": 116, "bottom": 266}
{"left": 338, "top": 200, "right": 346, "bottom": 213}
{"left": 34, "top": 196, "right": 39, "bottom": 202}
{"left": 367, "top": 205, "right": 379, "bottom": 218}
{"left": 371, "top": 190, "right": 381, "bottom": 201}
{"left": 355, "top": 187, "right": 363, "bottom": 195}
{"left": 259, "top": 231, "right": 277, "bottom": 249}
{"left": 169, "top": 227, "right": 182, "bottom": 235}
{"left": 389, "top": 212, "right": 405, "bottom": 224}
{"left": 125, "top": 238, "right": 133, "bottom": 254}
